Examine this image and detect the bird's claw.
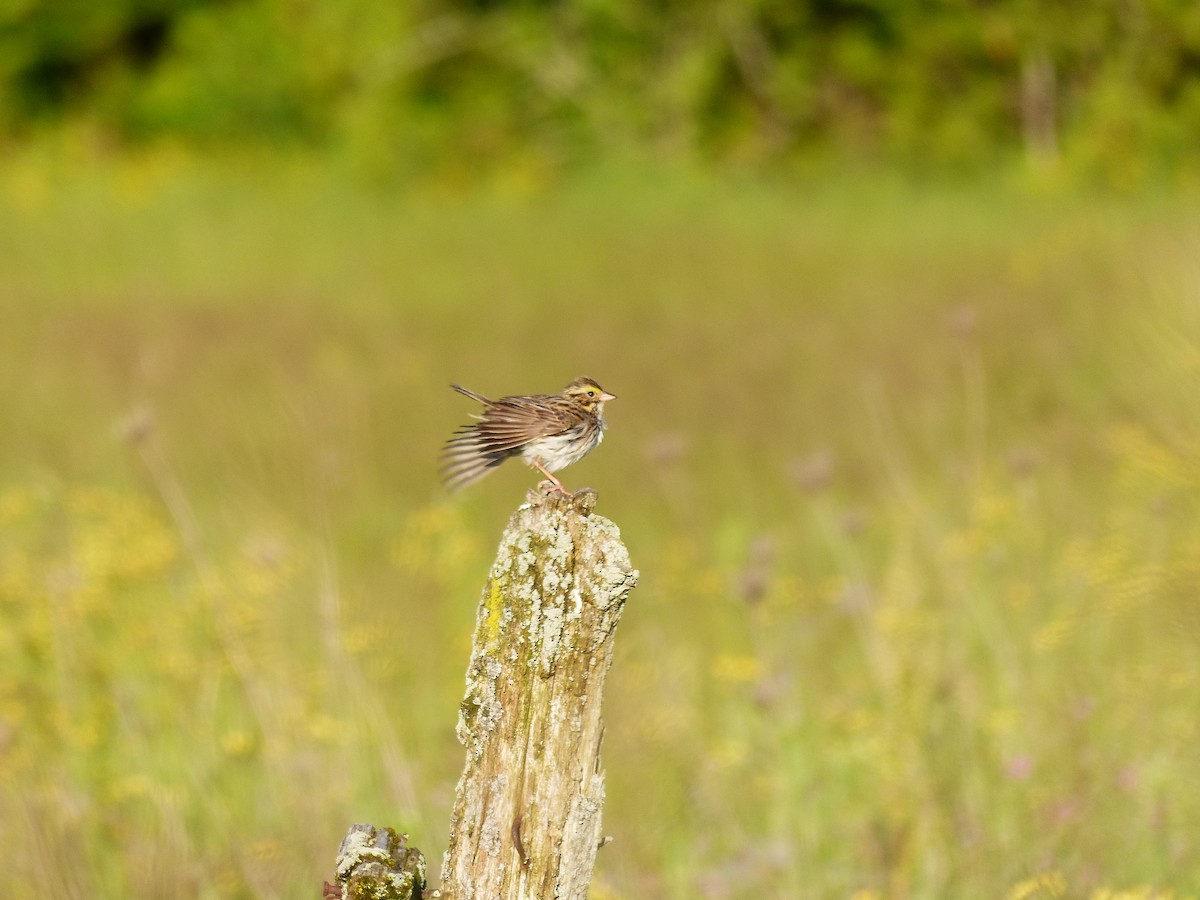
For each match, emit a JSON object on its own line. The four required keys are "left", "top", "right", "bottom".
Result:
{"left": 537, "top": 479, "right": 571, "bottom": 496}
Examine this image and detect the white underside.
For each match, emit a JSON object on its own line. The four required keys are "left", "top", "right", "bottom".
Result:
{"left": 519, "top": 420, "right": 606, "bottom": 473}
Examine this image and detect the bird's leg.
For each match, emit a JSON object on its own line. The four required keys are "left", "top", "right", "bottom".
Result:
{"left": 530, "top": 458, "right": 570, "bottom": 495}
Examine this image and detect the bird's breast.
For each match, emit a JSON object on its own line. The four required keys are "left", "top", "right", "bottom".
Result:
{"left": 520, "top": 424, "right": 601, "bottom": 472}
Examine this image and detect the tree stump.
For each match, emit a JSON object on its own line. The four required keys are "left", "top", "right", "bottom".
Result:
{"left": 324, "top": 824, "right": 426, "bottom": 899}
{"left": 440, "top": 488, "right": 639, "bottom": 900}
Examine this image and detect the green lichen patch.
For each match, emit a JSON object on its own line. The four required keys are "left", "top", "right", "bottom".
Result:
{"left": 334, "top": 825, "right": 426, "bottom": 900}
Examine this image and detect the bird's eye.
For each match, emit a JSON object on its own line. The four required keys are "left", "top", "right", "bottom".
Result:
{"left": 587, "top": 389, "right": 596, "bottom": 397}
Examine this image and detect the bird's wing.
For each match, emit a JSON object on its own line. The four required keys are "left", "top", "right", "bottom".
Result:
{"left": 470, "top": 394, "right": 583, "bottom": 453}
{"left": 440, "top": 428, "right": 510, "bottom": 491}
{"left": 440, "top": 394, "right": 581, "bottom": 491}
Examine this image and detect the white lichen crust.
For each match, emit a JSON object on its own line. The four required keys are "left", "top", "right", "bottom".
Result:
{"left": 334, "top": 824, "right": 426, "bottom": 900}
{"left": 441, "top": 489, "right": 638, "bottom": 900}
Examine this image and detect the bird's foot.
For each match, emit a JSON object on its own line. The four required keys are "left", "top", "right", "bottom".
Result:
{"left": 537, "top": 479, "right": 572, "bottom": 497}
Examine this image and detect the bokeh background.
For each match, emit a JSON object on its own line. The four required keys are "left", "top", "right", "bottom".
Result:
{"left": 3, "top": 2, "right": 1200, "bottom": 898}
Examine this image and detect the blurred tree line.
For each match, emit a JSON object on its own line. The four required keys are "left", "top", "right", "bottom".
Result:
{"left": 3, "top": 0, "right": 1200, "bottom": 180}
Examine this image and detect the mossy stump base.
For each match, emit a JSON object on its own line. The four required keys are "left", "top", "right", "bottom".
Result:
{"left": 324, "top": 824, "right": 426, "bottom": 899}
{"left": 439, "top": 487, "right": 639, "bottom": 900}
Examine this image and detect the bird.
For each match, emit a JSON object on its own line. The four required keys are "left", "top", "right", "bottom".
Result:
{"left": 440, "top": 376, "right": 617, "bottom": 494}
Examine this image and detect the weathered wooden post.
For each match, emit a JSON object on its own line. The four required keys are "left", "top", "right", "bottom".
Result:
{"left": 441, "top": 488, "right": 638, "bottom": 899}
{"left": 326, "top": 488, "right": 637, "bottom": 899}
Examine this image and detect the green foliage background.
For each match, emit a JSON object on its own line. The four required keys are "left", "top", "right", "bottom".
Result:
{"left": 4, "top": 0, "right": 1200, "bottom": 181}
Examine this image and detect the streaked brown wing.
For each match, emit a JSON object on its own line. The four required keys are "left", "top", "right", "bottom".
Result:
{"left": 440, "top": 427, "right": 513, "bottom": 491}
{"left": 471, "top": 394, "right": 584, "bottom": 454}
{"left": 439, "top": 393, "right": 584, "bottom": 491}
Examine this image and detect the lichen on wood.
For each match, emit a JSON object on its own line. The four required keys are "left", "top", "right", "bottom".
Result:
{"left": 326, "top": 824, "right": 426, "bottom": 900}
{"left": 441, "top": 488, "right": 639, "bottom": 900}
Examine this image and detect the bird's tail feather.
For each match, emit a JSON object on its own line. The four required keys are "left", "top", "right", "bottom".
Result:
{"left": 450, "top": 384, "right": 491, "bottom": 404}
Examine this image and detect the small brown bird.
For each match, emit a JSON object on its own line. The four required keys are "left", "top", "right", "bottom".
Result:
{"left": 440, "top": 377, "right": 617, "bottom": 494}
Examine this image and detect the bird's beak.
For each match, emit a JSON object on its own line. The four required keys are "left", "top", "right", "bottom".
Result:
{"left": 600, "top": 391, "right": 617, "bottom": 402}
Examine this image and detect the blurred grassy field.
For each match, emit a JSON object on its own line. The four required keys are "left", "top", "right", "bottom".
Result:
{"left": 2, "top": 154, "right": 1199, "bottom": 899}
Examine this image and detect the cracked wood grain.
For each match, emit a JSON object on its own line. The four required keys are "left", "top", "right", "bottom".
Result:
{"left": 440, "top": 488, "right": 638, "bottom": 900}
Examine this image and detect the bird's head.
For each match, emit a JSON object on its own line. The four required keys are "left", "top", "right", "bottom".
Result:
{"left": 562, "top": 376, "right": 617, "bottom": 413}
